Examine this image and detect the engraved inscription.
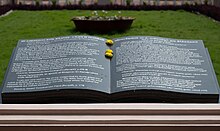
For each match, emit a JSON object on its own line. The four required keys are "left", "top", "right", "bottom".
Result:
{"left": 4, "top": 36, "right": 110, "bottom": 93}
{"left": 113, "top": 37, "right": 209, "bottom": 93}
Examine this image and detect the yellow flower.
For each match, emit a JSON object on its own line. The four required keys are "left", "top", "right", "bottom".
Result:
{"left": 105, "top": 52, "right": 113, "bottom": 58}
{"left": 106, "top": 39, "right": 114, "bottom": 45}
{"left": 105, "top": 49, "right": 113, "bottom": 54}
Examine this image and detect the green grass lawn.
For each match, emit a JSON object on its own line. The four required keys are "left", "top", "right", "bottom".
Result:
{"left": 0, "top": 10, "right": 220, "bottom": 85}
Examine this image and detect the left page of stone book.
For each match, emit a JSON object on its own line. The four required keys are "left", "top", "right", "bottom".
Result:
{"left": 1, "top": 36, "right": 111, "bottom": 103}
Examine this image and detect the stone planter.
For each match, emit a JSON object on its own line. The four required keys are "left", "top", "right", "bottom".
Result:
{"left": 71, "top": 17, "right": 135, "bottom": 33}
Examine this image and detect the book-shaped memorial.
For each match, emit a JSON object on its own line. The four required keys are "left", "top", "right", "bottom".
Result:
{"left": 1, "top": 36, "right": 219, "bottom": 103}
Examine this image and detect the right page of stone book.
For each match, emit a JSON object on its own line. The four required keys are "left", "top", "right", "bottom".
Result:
{"left": 110, "top": 36, "right": 219, "bottom": 97}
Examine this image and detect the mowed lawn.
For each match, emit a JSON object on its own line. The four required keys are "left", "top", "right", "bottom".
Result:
{"left": 0, "top": 10, "right": 220, "bottom": 84}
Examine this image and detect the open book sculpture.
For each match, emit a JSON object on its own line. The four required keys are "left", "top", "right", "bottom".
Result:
{"left": 1, "top": 36, "right": 219, "bottom": 103}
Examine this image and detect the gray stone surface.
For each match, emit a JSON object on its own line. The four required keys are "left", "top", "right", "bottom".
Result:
{"left": 2, "top": 36, "right": 111, "bottom": 94}
{"left": 1, "top": 36, "right": 219, "bottom": 98}
{"left": 111, "top": 36, "right": 219, "bottom": 95}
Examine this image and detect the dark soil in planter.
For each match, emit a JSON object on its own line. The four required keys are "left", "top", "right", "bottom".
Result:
{"left": 72, "top": 18, "right": 135, "bottom": 33}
